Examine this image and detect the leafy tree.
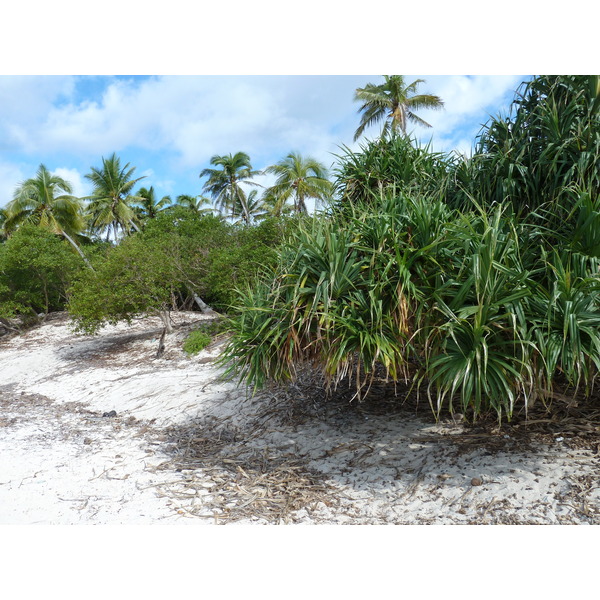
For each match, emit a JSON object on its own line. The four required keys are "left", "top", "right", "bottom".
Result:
{"left": 141, "top": 208, "right": 286, "bottom": 311}
{"left": 205, "top": 216, "right": 287, "bottom": 309}
{"left": 264, "top": 152, "right": 332, "bottom": 214}
{"left": 68, "top": 209, "right": 287, "bottom": 342}
{"left": 68, "top": 232, "right": 183, "bottom": 335}
{"left": 3, "top": 165, "right": 90, "bottom": 265}
{"left": 200, "top": 152, "right": 261, "bottom": 221}
{"left": 140, "top": 207, "right": 231, "bottom": 311}
{"left": 0, "top": 225, "right": 82, "bottom": 319}
{"left": 85, "top": 153, "right": 145, "bottom": 241}
{"left": 69, "top": 209, "right": 227, "bottom": 337}
{"left": 353, "top": 75, "right": 444, "bottom": 141}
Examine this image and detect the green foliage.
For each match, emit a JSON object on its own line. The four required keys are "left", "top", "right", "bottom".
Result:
{"left": 453, "top": 75, "right": 600, "bottom": 225}
{"left": 0, "top": 225, "right": 83, "bottom": 318}
{"left": 423, "top": 207, "right": 535, "bottom": 419}
{"left": 526, "top": 250, "right": 600, "bottom": 395}
{"left": 332, "top": 135, "right": 452, "bottom": 207}
{"left": 204, "top": 217, "right": 289, "bottom": 311}
{"left": 68, "top": 232, "right": 179, "bottom": 333}
{"left": 67, "top": 209, "right": 288, "bottom": 332}
{"left": 183, "top": 330, "right": 212, "bottom": 355}
{"left": 222, "top": 193, "right": 450, "bottom": 394}
{"left": 353, "top": 75, "right": 444, "bottom": 140}
{"left": 223, "top": 187, "right": 600, "bottom": 421}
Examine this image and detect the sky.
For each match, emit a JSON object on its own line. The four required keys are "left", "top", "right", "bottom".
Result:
{"left": 1, "top": 1, "right": 595, "bottom": 213}
{"left": 0, "top": 74, "right": 527, "bottom": 208}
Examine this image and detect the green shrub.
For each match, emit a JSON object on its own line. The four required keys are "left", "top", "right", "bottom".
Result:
{"left": 332, "top": 135, "right": 452, "bottom": 208}
{"left": 222, "top": 190, "right": 600, "bottom": 422}
{"left": 183, "top": 330, "right": 212, "bottom": 355}
{"left": 0, "top": 225, "right": 84, "bottom": 318}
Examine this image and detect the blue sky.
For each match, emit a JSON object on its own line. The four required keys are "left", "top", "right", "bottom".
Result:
{"left": 0, "top": 74, "right": 527, "bottom": 208}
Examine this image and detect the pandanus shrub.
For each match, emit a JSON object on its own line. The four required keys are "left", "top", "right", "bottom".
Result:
{"left": 332, "top": 134, "right": 453, "bottom": 207}
{"left": 422, "top": 208, "right": 535, "bottom": 419}
{"left": 457, "top": 76, "right": 600, "bottom": 225}
{"left": 526, "top": 250, "right": 600, "bottom": 397}
{"left": 223, "top": 193, "right": 424, "bottom": 393}
{"left": 223, "top": 194, "right": 532, "bottom": 417}
{"left": 223, "top": 190, "right": 600, "bottom": 421}
{"left": 224, "top": 75, "right": 600, "bottom": 421}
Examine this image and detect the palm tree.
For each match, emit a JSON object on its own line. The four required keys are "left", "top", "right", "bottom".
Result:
{"left": 199, "top": 152, "right": 261, "bottom": 221}
{"left": 264, "top": 152, "right": 333, "bottom": 214}
{"left": 175, "top": 194, "right": 218, "bottom": 215}
{"left": 134, "top": 186, "right": 172, "bottom": 223}
{"left": 85, "top": 153, "right": 145, "bottom": 241}
{"left": 0, "top": 207, "right": 7, "bottom": 241}
{"left": 353, "top": 75, "right": 444, "bottom": 141}
{"left": 4, "top": 164, "right": 91, "bottom": 265}
{"left": 234, "top": 190, "right": 268, "bottom": 225}
{"left": 261, "top": 188, "right": 295, "bottom": 218}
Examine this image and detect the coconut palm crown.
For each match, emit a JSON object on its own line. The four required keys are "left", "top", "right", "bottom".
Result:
{"left": 199, "top": 152, "right": 261, "bottom": 222}
{"left": 264, "top": 152, "right": 332, "bottom": 214}
{"left": 3, "top": 164, "right": 93, "bottom": 265}
{"left": 134, "top": 186, "right": 172, "bottom": 223}
{"left": 85, "top": 153, "right": 146, "bottom": 240}
{"left": 353, "top": 75, "right": 444, "bottom": 141}
{"left": 5, "top": 164, "right": 86, "bottom": 238}
{"left": 175, "top": 194, "right": 217, "bottom": 215}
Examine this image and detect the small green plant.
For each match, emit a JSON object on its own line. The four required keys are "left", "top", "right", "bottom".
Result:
{"left": 183, "top": 330, "right": 212, "bottom": 355}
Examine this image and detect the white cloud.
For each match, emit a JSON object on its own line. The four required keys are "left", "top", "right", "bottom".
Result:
{"left": 5, "top": 76, "right": 366, "bottom": 169}
{"left": 0, "top": 75, "right": 527, "bottom": 205}
{"left": 36, "top": 77, "right": 279, "bottom": 163}
{"left": 0, "top": 76, "right": 75, "bottom": 119}
{"left": 0, "top": 76, "right": 76, "bottom": 153}
{"left": 51, "top": 167, "right": 90, "bottom": 199}
{"left": 0, "top": 162, "right": 25, "bottom": 207}
{"left": 411, "top": 75, "right": 524, "bottom": 152}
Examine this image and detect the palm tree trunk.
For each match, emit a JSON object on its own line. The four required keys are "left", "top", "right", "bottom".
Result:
{"left": 238, "top": 188, "right": 251, "bottom": 225}
{"left": 184, "top": 281, "right": 215, "bottom": 314}
{"left": 191, "top": 292, "right": 214, "bottom": 313}
{"left": 296, "top": 192, "right": 307, "bottom": 214}
{"left": 61, "top": 230, "right": 94, "bottom": 271}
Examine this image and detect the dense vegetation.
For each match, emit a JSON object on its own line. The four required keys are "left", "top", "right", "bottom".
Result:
{"left": 2, "top": 74, "right": 599, "bottom": 422}
{"left": 223, "top": 75, "right": 600, "bottom": 421}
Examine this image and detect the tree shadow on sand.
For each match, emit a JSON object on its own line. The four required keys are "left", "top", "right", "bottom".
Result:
{"left": 150, "top": 370, "right": 600, "bottom": 524}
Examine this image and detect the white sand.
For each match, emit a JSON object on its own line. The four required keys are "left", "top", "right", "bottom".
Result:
{"left": 1, "top": 311, "right": 599, "bottom": 524}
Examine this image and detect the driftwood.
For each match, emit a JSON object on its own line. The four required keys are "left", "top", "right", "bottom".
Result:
{"left": 0, "top": 317, "right": 19, "bottom": 337}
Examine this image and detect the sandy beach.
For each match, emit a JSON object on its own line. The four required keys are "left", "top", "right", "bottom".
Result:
{"left": 1, "top": 311, "right": 599, "bottom": 525}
